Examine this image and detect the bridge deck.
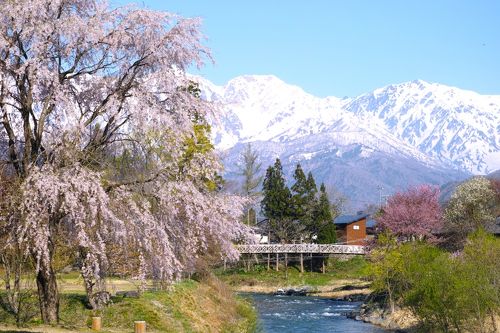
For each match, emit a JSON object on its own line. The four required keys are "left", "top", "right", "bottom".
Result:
{"left": 236, "top": 244, "right": 366, "bottom": 255}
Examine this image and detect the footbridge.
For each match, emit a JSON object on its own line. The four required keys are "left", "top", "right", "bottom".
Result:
{"left": 236, "top": 243, "right": 366, "bottom": 255}
{"left": 233, "top": 243, "right": 366, "bottom": 273}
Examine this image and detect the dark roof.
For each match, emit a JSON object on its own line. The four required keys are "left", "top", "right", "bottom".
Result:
{"left": 366, "top": 218, "right": 377, "bottom": 228}
{"left": 334, "top": 213, "right": 370, "bottom": 225}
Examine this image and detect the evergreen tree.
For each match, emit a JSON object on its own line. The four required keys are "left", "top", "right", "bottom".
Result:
{"left": 306, "top": 172, "right": 318, "bottom": 197}
{"left": 239, "top": 143, "right": 263, "bottom": 197}
{"left": 238, "top": 143, "right": 263, "bottom": 225}
{"left": 291, "top": 164, "right": 308, "bottom": 219}
{"left": 261, "top": 159, "right": 292, "bottom": 221}
{"left": 261, "top": 159, "right": 302, "bottom": 242}
{"left": 316, "top": 183, "right": 337, "bottom": 244}
{"left": 303, "top": 172, "right": 319, "bottom": 238}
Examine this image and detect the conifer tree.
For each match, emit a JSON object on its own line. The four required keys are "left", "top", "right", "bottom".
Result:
{"left": 239, "top": 143, "right": 263, "bottom": 197}
{"left": 305, "top": 172, "right": 319, "bottom": 217}
{"left": 303, "top": 172, "right": 319, "bottom": 238}
{"left": 261, "top": 159, "right": 292, "bottom": 221}
{"left": 261, "top": 159, "right": 303, "bottom": 242}
{"left": 238, "top": 143, "right": 263, "bottom": 225}
{"left": 291, "top": 164, "right": 308, "bottom": 220}
{"left": 306, "top": 172, "right": 318, "bottom": 196}
{"left": 316, "top": 183, "right": 337, "bottom": 244}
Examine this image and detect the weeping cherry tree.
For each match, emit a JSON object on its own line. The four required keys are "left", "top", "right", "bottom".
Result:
{"left": 0, "top": 0, "right": 250, "bottom": 323}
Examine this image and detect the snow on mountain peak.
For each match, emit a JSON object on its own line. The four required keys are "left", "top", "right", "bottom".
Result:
{"left": 192, "top": 75, "right": 499, "bottom": 174}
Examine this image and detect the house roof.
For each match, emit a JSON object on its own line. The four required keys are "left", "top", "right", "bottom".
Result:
{"left": 334, "top": 213, "right": 370, "bottom": 225}
{"left": 366, "top": 218, "right": 377, "bottom": 228}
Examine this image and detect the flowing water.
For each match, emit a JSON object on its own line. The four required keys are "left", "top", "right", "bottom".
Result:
{"left": 245, "top": 293, "right": 390, "bottom": 333}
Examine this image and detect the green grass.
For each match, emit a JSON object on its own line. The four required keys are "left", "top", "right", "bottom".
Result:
{"left": 218, "top": 256, "right": 370, "bottom": 288}
{"left": 0, "top": 277, "right": 258, "bottom": 333}
{"left": 329, "top": 256, "right": 370, "bottom": 279}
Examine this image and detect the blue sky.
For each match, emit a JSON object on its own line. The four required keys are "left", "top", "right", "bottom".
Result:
{"left": 117, "top": 0, "right": 500, "bottom": 97}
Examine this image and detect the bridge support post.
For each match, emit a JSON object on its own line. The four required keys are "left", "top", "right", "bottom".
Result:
{"left": 275, "top": 253, "right": 279, "bottom": 271}
{"left": 267, "top": 232, "right": 271, "bottom": 271}
{"left": 247, "top": 255, "right": 251, "bottom": 271}
{"left": 300, "top": 253, "right": 304, "bottom": 273}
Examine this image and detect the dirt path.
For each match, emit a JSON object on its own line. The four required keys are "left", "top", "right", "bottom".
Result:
{"left": 0, "top": 326, "right": 80, "bottom": 333}
{"left": 0, "top": 325, "right": 126, "bottom": 333}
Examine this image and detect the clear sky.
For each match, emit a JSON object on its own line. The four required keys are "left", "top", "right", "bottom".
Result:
{"left": 116, "top": 0, "right": 500, "bottom": 98}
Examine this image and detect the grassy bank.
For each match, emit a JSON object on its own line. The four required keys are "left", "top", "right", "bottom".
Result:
{"left": 218, "top": 256, "right": 369, "bottom": 289}
{"left": 0, "top": 275, "right": 257, "bottom": 333}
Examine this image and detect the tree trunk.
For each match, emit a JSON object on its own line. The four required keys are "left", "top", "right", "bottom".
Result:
{"left": 387, "top": 286, "right": 395, "bottom": 314}
{"left": 80, "top": 250, "right": 109, "bottom": 310}
{"left": 36, "top": 261, "right": 59, "bottom": 324}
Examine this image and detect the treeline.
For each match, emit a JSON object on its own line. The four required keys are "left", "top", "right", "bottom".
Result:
{"left": 370, "top": 177, "right": 500, "bottom": 332}
{"left": 260, "top": 158, "right": 338, "bottom": 244}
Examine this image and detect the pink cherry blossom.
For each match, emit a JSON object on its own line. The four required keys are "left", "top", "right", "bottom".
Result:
{"left": 0, "top": 0, "right": 251, "bottom": 317}
{"left": 377, "top": 185, "right": 443, "bottom": 242}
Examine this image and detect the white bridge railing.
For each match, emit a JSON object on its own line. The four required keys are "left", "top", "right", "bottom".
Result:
{"left": 236, "top": 244, "right": 366, "bottom": 255}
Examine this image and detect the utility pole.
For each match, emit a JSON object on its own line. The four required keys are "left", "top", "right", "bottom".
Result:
{"left": 382, "top": 194, "right": 390, "bottom": 206}
{"left": 377, "top": 185, "right": 384, "bottom": 209}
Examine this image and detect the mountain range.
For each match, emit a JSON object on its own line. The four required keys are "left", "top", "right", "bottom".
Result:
{"left": 194, "top": 75, "right": 500, "bottom": 211}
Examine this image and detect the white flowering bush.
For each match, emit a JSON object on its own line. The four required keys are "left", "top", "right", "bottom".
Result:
{"left": 445, "top": 177, "right": 495, "bottom": 239}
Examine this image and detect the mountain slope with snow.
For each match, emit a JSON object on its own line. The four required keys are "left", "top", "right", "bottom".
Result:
{"left": 194, "top": 75, "right": 498, "bottom": 210}
{"left": 198, "top": 75, "right": 499, "bottom": 175}
{"left": 346, "top": 80, "right": 500, "bottom": 173}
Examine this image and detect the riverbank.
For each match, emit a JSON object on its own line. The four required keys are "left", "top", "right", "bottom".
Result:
{"left": 217, "top": 257, "right": 423, "bottom": 332}
{"left": 219, "top": 256, "right": 372, "bottom": 299}
{"left": 232, "top": 277, "right": 419, "bottom": 332}
{"left": 354, "top": 302, "right": 419, "bottom": 332}
{"left": 0, "top": 275, "right": 257, "bottom": 333}
{"left": 232, "top": 278, "right": 371, "bottom": 299}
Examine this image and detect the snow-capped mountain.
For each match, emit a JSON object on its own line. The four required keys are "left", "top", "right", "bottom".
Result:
{"left": 347, "top": 80, "right": 500, "bottom": 174}
{"left": 198, "top": 75, "right": 499, "bottom": 174}
{"left": 194, "top": 75, "right": 499, "bottom": 210}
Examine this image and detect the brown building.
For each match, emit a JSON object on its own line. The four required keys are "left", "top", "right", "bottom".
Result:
{"left": 334, "top": 213, "right": 370, "bottom": 245}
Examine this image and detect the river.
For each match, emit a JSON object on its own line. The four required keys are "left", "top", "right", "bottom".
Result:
{"left": 245, "top": 293, "right": 389, "bottom": 333}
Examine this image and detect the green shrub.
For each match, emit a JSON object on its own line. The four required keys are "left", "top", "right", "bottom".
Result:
{"left": 369, "top": 230, "right": 500, "bottom": 332}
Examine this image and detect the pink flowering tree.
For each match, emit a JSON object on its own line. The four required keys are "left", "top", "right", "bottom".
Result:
{"left": 377, "top": 185, "right": 443, "bottom": 242}
{"left": 0, "top": 0, "right": 250, "bottom": 323}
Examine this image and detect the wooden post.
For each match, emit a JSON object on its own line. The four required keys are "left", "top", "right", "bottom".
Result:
{"left": 322, "top": 259, "right": 325, "bottom": 274}
{"left": 254, "top": 253, "right": 259, "bottom": 265}
{"left": 135, "top": 321, "right": 146, "bottom": 333}
{"left": 275, "top": 253, "right": 279, "bottom": 271}
{"left": 223, "top": 259, "right": 227, "bottom": 271}
{"left": 300, "top": 253, "right": 304, "bottom": 273}
{"left": 284, "top": 253, "right": 288, "bottom": 279}
{"left": 267, "top": 231, "right": 271, "bottom": 271}
{"left": 91, "top": 317, "right": 102, "bottom": 331}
